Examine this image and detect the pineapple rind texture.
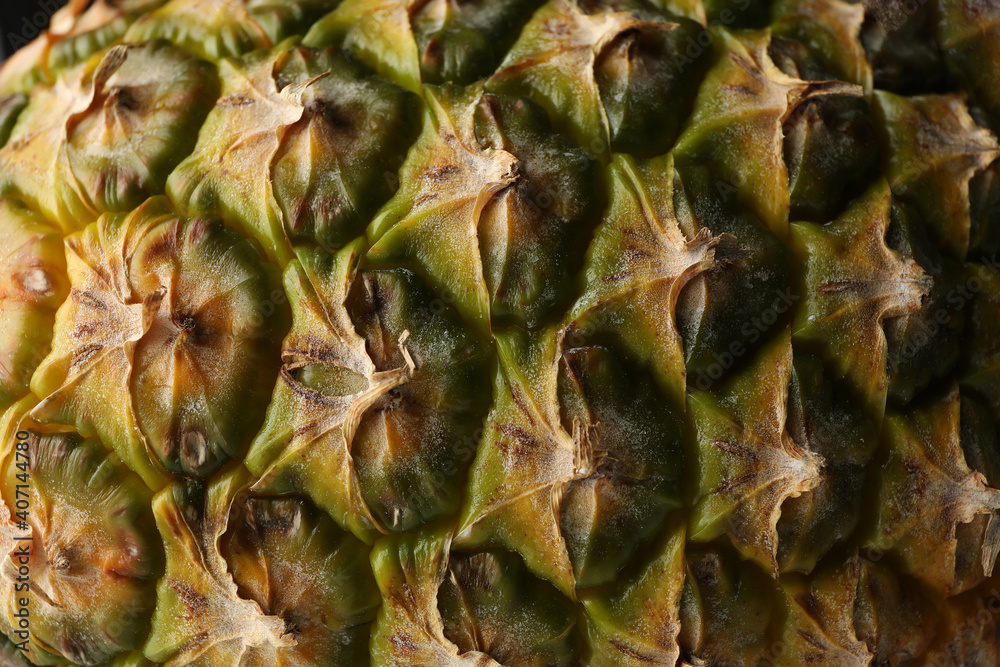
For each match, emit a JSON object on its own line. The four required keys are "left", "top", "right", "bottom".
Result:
{"left": 0, "top": 399, "right": 160, "bottom": 666}
{"left": 0, "top": 0, "right": 999, "bottom": 665}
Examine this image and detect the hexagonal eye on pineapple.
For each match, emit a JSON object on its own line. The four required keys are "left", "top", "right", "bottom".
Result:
{"left": 0, "top": 401, "right": 161, "bottom": 666}
{"left": 144, "top": 468, "right": 379, "bottom": 666}
{"left": 30, "top": 197, "right": 288, "bottom": 488}
{"left": 456, "top": 326, "right": 685, "bottom": 597}
{"left": 167, "top": 41, "right": 420, "bottom": 266}
{"left": 247, "top": 241, "right": 492, "bottom": 543}
{"left": 0, "top": 40, "right": 218, "bottom": 229}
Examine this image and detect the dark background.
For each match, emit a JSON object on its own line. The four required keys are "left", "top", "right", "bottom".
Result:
{"left": 0, "top": 0, "right": 70, "bottom": 59}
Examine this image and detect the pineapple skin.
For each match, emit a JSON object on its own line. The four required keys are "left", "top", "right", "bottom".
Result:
{"left": 0, "top": 0, "right": 999, "bottom": 665}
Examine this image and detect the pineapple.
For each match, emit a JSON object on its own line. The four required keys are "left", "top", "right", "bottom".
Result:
{"left": 0, "top": 0, "right": 999, "bottom": 664}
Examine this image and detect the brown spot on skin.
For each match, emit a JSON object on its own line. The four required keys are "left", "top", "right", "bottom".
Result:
{"left": 690, "top": 552, "right": 721, "bottom": 587}
{"left": 723, "top": 82, "right": 761, "bottom": 97}
{"left": 362, "top": 270, "right": 386, "bottom": 314}
{"left": 71, "top": 321, "right": 99, "bottom": 339}
{"left": 289, "top": 202, "right": 309, "bottom": 230}
{"left": 140, "top": 230, "right": 179, "bottom": 263}
{"left": 496, "top": 423, "right": 538, "bottom": 449}
{"left": 90, "top": 171, "right": 110, "bottom": 201}
{"left": 711, "top": 439, "right": 759, "bottom": 459}
{"left": 176, "top": 632, "right": 210, "bottom": 655}
{"left": 451, "top": 553, "right": 500, "bottom": 593}
{"left": 217, "top": 93, "right": 255, "bottom": 108}
{"left": 609, "top": 638, "right": 657, "bottom": 662}
{"left": 71, "top": 289, "right": 107, "bottom": 311}
{"left": 796, "top": 629, "right": 827, "bottom": 650}
{"left": 307, "top": 97, "right": 356, "bottom": 132}
{"left": 494, "top": 424, "right": 545, "bottom": 467}
{"left": 169, "top": 578, "right": 209, "bottom": 619}
{"left": 187, "top": 218, "right": 213, "bottom": 245}
{"left": 389, "top": 632, "right": 418, "bottom": 656}
{"left": 290, "top": 420, "right": 321, "bottom": 441}
{"left": 423, "top": 165, "right": 460, "bottom": 182}
{"left": 901, "top": 459, "right": 929, "bottom": 502}
{"left": 283, "top": 338, "right": 352, "bottom": 367}
{"left": 291, "top": 197, "right": 344, "bottom": 230}
{"left": 507, "top": 381, "right": 540, "bottom": 428}
{"left": 713, "top": 473, "right": 756, "bottom": 494}
{"left": 107, "top": 86, "right": 141, "bottom": 113}
{"left": 70, "top": 343, "right": 103, "bottom": 369}
{"left": 60, "top": 636, "right": 96, "bottom": 665}
{"left": 603, "top": 267, "right": 637, "bottom": 283}
{"left": 316, "top": 197, "right": 345, "bottom": 222}
{"left": 421, "top": 38, "right": 443, "bottom": 71}
{"left": 161, "top": 506, "right": 185, "bottom": 536}
{"left": 620, "top": 243, "right": 654, "bottom": 263}
{"left": 818, "top": 280, "right": 863, "bottom": 293}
